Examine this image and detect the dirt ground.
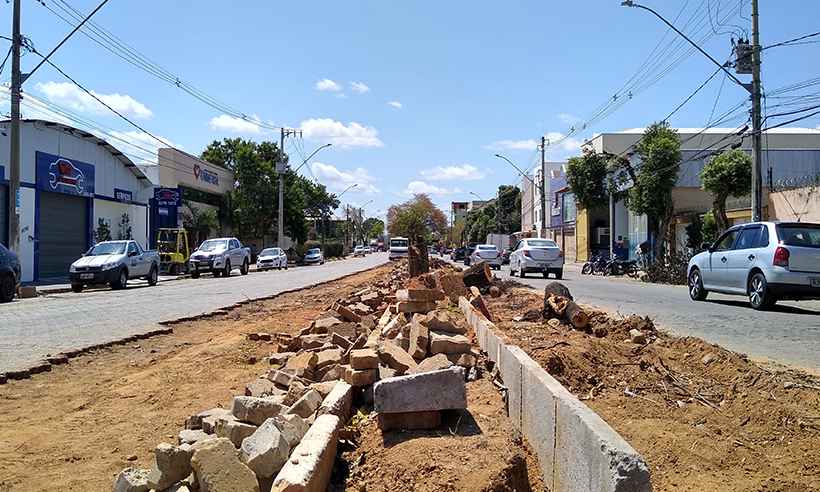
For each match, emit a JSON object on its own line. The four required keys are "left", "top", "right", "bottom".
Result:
{"left": 0, "top": 265, "right": 392, "bottom": 492}
{"left": 333, "top": 376, "right": 544, "bottom": 492}
{"left": 485, "top": 286, "right": 820, "bottom": 492}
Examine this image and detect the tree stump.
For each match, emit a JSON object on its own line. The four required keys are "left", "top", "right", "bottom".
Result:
{"left": 462, "top": 262, "right": 493, "bottom": 289}
{"left": 408, "top": 237, "right": 429, "bottom": 278}
{"left": 544, "top": 282, "right": 573, "bottom": 301}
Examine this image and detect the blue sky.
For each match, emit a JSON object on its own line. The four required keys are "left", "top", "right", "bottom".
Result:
{"left": 3, "top": 0, "right": 820, "bottom": 221}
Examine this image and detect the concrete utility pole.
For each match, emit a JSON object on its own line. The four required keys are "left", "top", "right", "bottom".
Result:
{"left": 540, "top": 135, "right": 547, "bottom": 239}
{"left": 750, "top": 0, "right": 763, "bottom": 221}
{"left": 278, "top": 128, "right": 301, "bottom": 247}
{"left": 8, "top": 0, "right": 21, "bottom": 252}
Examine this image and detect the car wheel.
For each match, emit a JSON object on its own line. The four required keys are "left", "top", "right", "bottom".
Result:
{"left": 581, "top": 264, "right": 592, "bottom": 275}
{"left": 147, "top": 266, "right": 158, "bottom": 286}
{"left": 1, "top": 274, "right": 16, "bottom": 302}
{"left": 70, "top": 283, "right": 83, "bottom": 293}
{"left": 519, "top": 267, "right": 526, "bottom": 278}
{"left": 688, "top": 268, "right": 707, "bottom": 301}
{"left": 554, "top": 269, "right": 563, "bottom": 280}
{"left": 241, "top": 259, "right": 249, "bottom": 276}
{"left": 223, "top": 260, "right": 232, "bottom": 278}
{"left": 191, "top": 270, "right": 200, "bottom": 279}
{"left": 542, "top": 271, "right": 549, "bottom": 279}
{"left": 111, "top": 268, "right": 128, "bottom": 290}
{"left": 748, "top": 272, "right": 776, "bottom": 310}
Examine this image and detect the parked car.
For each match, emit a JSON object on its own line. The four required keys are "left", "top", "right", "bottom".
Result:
{"left": 0, "top": 243, "right": 21, "bottom": 302}
{"left": 364, "top": 246, "right": 372, "bottom": 254}
{"left": 508, "top": 238, "right": 564, "bottom": 279}
{"left": 189, "top": 237, "right": 251, "bottom": 278}
{"left": 450, "top": 247, "right": 467, "bottom": 262}
{"left": 69, "top": 240, "right": 160, "bottom": 292}
{"left": 688, "top": 221, "right": 820, "bottom": 310}
{"left": 389, "top": 237, "right": 409, "bottom": 261}
{"left": 256, "top": 247, "right": 288, "bottom": 271}
{"left": 303, "top": 248, "right": 325, "bottom": 265}
{"left": 467, "top": 244, "right": 502, "bottom": 270}
{"left": 353, "top": 245, "right": 366, "bottom": 257}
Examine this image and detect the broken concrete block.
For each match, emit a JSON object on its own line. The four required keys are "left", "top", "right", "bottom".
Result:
{"left": 232, "top": 396, "right": 285, "bottom": 426}
{"left": 361, "top": 291, "right": 381, "bottom": 306}
{"left": 336, "top": 304, "right": 361, "bottom": 323}
{"left": 423, "top": 310, "right": 467, "bottom": 334}
{"left": 408, "top": 317, "right": 429, "bottom": 360}
{"left": 202, "top": 413, "right": 235, "bottom": 435}
{"left": 147, "top": 443, "right": 193, "bottom": 490}
{"left": 317, "top": 381, "right": 353, "bottom": 421}
{"left": 191, "top": 438, "right": 260, "bottom": 492}
{"left": 215, "top": 419, "right": 257, "bottom": 448}
{"left": 270, "top": 413, "right": 308, "bottom": 448}
{"left": 245, "top": 378, "right": 283, "bottom": 398}
{"left": 312, "top": 316, "right": 341, "bottom": 333}
{"left": 379, "top": 365, "right": 397, "bottom": 380}
{"left": 378, "top": 410, "right": 442, "bottom": 431}
{"left": 315, "top": 348, "right": 342, "bottom": 370}
{"left": 114, "top": 467, "right": 150, "bottom": 492}
{"left": 284, "top": 352, "right": 317, "bottom": 378}
{"left": 318, "top": 364, "right": 343, "bottom": 382}
{"left": 310, "top": 381, "right": 337, "bottom": 398}
{"left": 327, "top": 322, "right": 357, "bottom": 340}
{"left": 350, "top": 348, "right": 379, "bottom": 370}
{"left": 299, "top": 335, "right": 328, "bottom": 350}
{"left": 429, "top": 331, "right": 471, "bottom": 355}
{"left": 365, "top": 327, "right": 381, "bottom": 349}
{"left": 447, "top": 352, "right": 477, "bottom": 368}
{"left": 330, "top": 333, "right": 352, "bottom": 350}
{"left": 377, "top": 308, "right": 393, "bottom": 329}
{"left": 374, "top": 367, "right": 467, "bottom": 414}
{"left": 179, "top": 429, "right": 212, "bottom": 445}
{"left": 351, "top": 302, "right": 372, "bottom": 315}
{"left": 283, "top": 381, "right": 308, "bottom": 406}
{"left": 397, "top": 300, "right": 437, "bottom": 314}
{"left": 240, "top": 419, "right": 290, "bottom": 479}
{"left": 186, "top": 408, "right": 232, "bottom": 431}
{"left": 270, "top": 415, "right": 340, "bottom": 492}
{"left": 286, "top": 389, "right": 323, "bottom": 418}
{"left": 342, "top": 365, "right": 378, "bottom": 387}
{"left": 396, "top": 288, "right": 445, "bottom": 302}
{"left": 377, "top": 341, "right": 418, "bottom": 375}
{"left": 412, "top": 353, "right": 453, "bottom": 374}
{"left": 629, "top": 329, "right": 647, "bottom": 344}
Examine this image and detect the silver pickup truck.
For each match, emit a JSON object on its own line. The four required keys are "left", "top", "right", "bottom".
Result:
{"left": 189, "top": 237, "right": 251, "bottom": 278}
{"left": 69, "top": 240, "right": 160, "bottom": 292}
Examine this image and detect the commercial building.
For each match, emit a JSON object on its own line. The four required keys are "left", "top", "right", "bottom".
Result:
{"left": 0, "top": 119, "right": 153, "bottom": 282}
{"left": 518, "top": 162, "right": 566, "bottom": 239}
{"left": 450, "top": 201, "right": 468, "bottom": 225}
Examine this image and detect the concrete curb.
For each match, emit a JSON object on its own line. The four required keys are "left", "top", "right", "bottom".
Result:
{"left": 271, "top": 414, "right": 341, "bottom": 492}
{"left": 458, "top": 297, "right": 652, "bottom": 492}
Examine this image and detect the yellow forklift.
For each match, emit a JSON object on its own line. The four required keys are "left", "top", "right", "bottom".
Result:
{"left": 157, "top": 228, "right": 191, "bottom": 275}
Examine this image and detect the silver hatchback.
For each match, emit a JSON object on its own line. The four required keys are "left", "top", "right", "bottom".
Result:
{"left": 687, "top": 221, "right": 820, "bottom": 310}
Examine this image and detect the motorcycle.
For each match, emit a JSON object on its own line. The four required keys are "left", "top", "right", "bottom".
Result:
{"left": 604, "top": 255, "right": 640, "bottom": 278}
{"left": 582, "top": 253, "right": 608, "bottom": 275}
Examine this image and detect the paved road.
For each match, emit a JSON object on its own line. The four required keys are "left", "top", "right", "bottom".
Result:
{"left": 0, "top": 254, "right": 389, "bottom": 373}
{"left": 449, "top": 257, "right": 819, "bottom": 371}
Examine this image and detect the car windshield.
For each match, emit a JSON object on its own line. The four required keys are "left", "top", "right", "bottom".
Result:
{"left": 478, "top": 245, "right": 497, "bottom": 250}
{"left": 260, "top": 248, "right": 278, "bottom": 256}
{"left": 307, "top": 248, "right": 321, "bottom": 255}
{"left": 88, "top": 242, "right": 127, "bottom": 256}
{"left": 778, "top": 224, "right": 820, "bottom": 248}
{"left": 199, "top": 239, "right": 228, "bottom": 252}
{"left": 527, "top": 240, "right": 557, "bottom": 248}
{"left": 390, "top": 239, "right": 408, "bottom": 248}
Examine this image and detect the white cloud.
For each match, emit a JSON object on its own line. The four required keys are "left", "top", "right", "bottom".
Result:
{"left": 107, "top": 130, "right": 180, "bottom": 158}
{"left": 404, "top": 180, "right": 460, "bottom": 196}
{"left": 208, "top": 114, "right": 262, "bottom": 134}
{"left": 315, "top": 79, "right": 342, "bottom": 92}
{"left": 387, "top": 100, "right": 403, "bottom": 109}
{"left": 35, "top": 81, "right": 153, "bottom": 119}
{"left": 485, "top": 139, "right": 538, "bottom": 151}
{"left": 350, "top": 81, "right": 370, "bottom": 94}
{"left": 311, "top": 161, "right": 379, "bottom": 194}
{"left": 558, "top": 113, "right": 581, "bottom": 125}
{"left": 420, "top": 164, "right": 485, "bottom": 181}
{"left": 300, "top": 118, "right": 383, "bottom": 148}
{"left": 544, "top": 132, "right": 583, "bottom": 155}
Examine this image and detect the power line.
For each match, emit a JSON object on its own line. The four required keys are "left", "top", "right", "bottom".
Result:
{"left": 763, "top": 30, "right": 820, "bottom": 51}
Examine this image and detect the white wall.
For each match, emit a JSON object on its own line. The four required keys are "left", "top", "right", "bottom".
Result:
{"left": 93, "top": 199, "right": 149, "bottom": 249}
{"left": 17, "top": 187, "right": 36, "bottom": 282}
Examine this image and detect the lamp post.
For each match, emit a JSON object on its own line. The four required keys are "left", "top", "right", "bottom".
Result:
{"left": 357, "top": 199, "right": 374, "bottom": 245}
{"left": 293, "top": 143, "right": 332, "bottom": 174}
{"left": 327, "top": 183, "right": 357, "bottom": 249}
{"left": 495, "top": 153, "right": 543, "bottom": 237}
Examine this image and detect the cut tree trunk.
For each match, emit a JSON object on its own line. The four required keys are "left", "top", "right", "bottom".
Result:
{"left": 564, "top": 301, "right": 589, "bottom": 330}
{"left": 408, "top": 237, "right": 429, "bottom": 277}
{"left": 462, "top": 262, "right": 493, "bottom": 289}
{"left": 544, "top": 282, "right": 573, "bottom": 301}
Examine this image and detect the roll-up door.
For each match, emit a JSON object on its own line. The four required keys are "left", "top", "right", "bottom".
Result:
{"left": 38, "top": 191, "right": 88, "bottom": 279}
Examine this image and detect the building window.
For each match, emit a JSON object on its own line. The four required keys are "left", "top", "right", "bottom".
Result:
{"left": 562, "top": 192, "right": 576, "bottom": 223}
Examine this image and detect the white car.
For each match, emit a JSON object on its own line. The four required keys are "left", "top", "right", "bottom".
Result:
{"left": 257, "top": 247, "right": 288, "bottom": 271}
{"left": 69, "top": 240, "right": 160, "bottom": 292}
{"left": 353, "top": 245, "right": 366, "bottom": 257}
{"left": 189, "top": 237, "right": 251, "bottom": 278}
{"left": 364, "top": 246, "right": 372, "bottom": 254}
{"left": 303, "top": 248, "right": 325, "bottom": 265}
{"left": 389, "top": 237, "right": 409, "bottom": 260}
{"left": 509, "top": 238, "right": 564, "bottom": 279}
{"left": 467, "top": 244, "right": 502, "bottom": 270}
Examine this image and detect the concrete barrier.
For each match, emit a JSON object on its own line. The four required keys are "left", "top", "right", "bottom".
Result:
{"left": 459, "top": 299, "right": 651, "bottom": 492}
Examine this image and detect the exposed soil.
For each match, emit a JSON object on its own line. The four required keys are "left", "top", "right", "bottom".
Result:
{"left": 0, "top": 264, "right": 392, "bottom": 492}
{"left": 333, "top": 376, "right": 544, "bottom": 492}
{"left": 485, "top": 285, "right": 820, "bottom": 492}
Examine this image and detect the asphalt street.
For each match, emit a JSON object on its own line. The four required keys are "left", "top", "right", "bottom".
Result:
{"left": 451, "top": 257, "right": 820, "bottom": 372}
{"left": 0, "top": 254, "right": 389, "bottom": 373}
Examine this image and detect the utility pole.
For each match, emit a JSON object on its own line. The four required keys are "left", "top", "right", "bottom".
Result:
{"left": 750, "top": 0, "right": 763, "bottom": 221}
{"left": 278, "top": 128, "right": 301, "bottom": 247}
{"left": 7, "top": 0, "right": 21, "bottom": 252}
{"left": 540, "top": 135, "right": 547, "bottom": 239}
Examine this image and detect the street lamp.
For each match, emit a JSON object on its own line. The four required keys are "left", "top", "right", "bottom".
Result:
{"left": 293, "top": 143, "right": 332, "bottom": 174}
{"left": 322, "top": 183, "right": 357, "bottom": 248}
{"left": 469, "top": 191, "right": 485, "bottom": 201}
{"left": 495, "top": 153, "right": 544, "bottom": 238}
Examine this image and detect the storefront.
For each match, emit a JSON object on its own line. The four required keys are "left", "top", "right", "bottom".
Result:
{"left": 0, "top": 119, "right": 153, "bottom": 282}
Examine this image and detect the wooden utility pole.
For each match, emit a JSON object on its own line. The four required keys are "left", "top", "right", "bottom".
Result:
{"left": 540, "top": 136, "right": 547, "bottom": 238}
{"left": 277, "top": 128, "right": 301, "bottom": 247}
{"left": 750, "top": 0, "right": 763, "bottom": 221}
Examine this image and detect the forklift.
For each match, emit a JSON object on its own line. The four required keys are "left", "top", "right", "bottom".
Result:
{"left": 157, "top": 228, "right": 191, "bottom": 275}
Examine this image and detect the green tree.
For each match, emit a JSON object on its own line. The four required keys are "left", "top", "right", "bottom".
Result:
{"left": 95, "top": 218, "right": 112, "bottom": 243}
{"left": 182, "top": 203, "right": 219, "bottom": 244}
{"left": 200, "top": 138, "right": 247, "bottom": 171}
{"left": 702, "top": 210, "right": 718, "bottom": 245}
{"left": 700, "top": 149, "right": 752, "bottom": 234}
{"left": 363, "top": 217, "right": 385, "bottom": 240}
{"left": 628, "top": 122, "right": 681, "bottom": 258}
{"left": 566, "top": 150, "right": 610, "bottom": 209}
{"left": 496, "top": 185, "right": 521, "bottom": 234}
{"left": 387, "top": 194, "right": 447, "bottom": 241}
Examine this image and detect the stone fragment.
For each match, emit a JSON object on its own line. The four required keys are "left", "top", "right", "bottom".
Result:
{"left": 342, "top": 365, "right": 378, "bottom": 386}
{"left": 147, "top": 443, "right": 193, "bottom": 490}
{"left": 447, "top": 352, "right": 477, "bottom": 368}
{"left": 245, "top": 378, "right": 283, "bottom": 398}
{"left": 429, "top": 331, "right": 471, "bottom": 355}
{"left": 350, "top": 348, "right": 379, "bottom": 370}
{"left": 299, "top": 335, "right": 328, "bottom": 350}
{"left": 232, "top": 396, "right": 285, "bottom": 425}
{"left": 379, "top": 365, "right": 397, "bottom": 380}
{"left": 629, "top": 329, "right": 647, "bottom": 345}
{"left": 423, "top": 310, "right": 467, "bottom": 334}
{"left": 240, "top": 419, "right": 290, "bottom": 478}
{"left": 284, "top": 352, "right": 317, "bottom": 378}
{"left": 283, "top": 381, "right": 308, "bottom": 406}
{"left": 374, "top": 367, "right": 467, "bottom": 414}
{"left": 114, "top": 467, "right": 150, "bottom": 492}
{"left": 191, "top": 438, "right": 260, "bottom": 492}
{"left": 286, "top": 389, "right": 323, "bottom": 418}
{"left": 378, "top": 410, "right": 442, "bottom": 431}
{"left": 310, "top": 381, "right": 337, "bottom": 397}
{"left": 215, "top": 419, "right": 257, "bottom": 448}
{"left": 412, "top": 353, "right": 453, "bottom": 374}
{"left": 317, "top": 381, "right": 353, "bottom": 421}
{"left": 202, "top": 413, "right": 235, "bottom": 435}
{"left": 702, "top": 353, "right": 717, "bottom": 365}
{"left": 439, "top": 273, "right": 468, "bottom": 303}
{"left": 408, "top": 317, "right": 429, "bottom": 360}
{"left": 270, "top": 415, "right": 340, "bottom": 492}
{"left": 396, "top": 288, "right": 445, "bottom": 302}
{"left": 377, "top": 308, "right": 393, "bottom": 329}
{"left": 351, "top": 302, "right": 372, "bottom": 315}
{"left": 397, "top": 300, "right": 437, "bottom": 314}
{"left": 179, "top": 429, "right": 212, "bottom": 445}
{"left": 365, "top": 327, "right": 381, "bottom": 348}
{"left": 271, "top": 413, "right": 308, "bottom": 448}
{"left": 471, "top": 294, "right": 493, "bottom": 321}
{"left": 319, "top": 364, "right": 343, "bottom": 382}
{"left": 267, "top": 369, "right": 307, "bottom": 389}
{"left": 330, "top": 333, "right": 352, "bottom": 350}
{"left": 337, "top": 304, "right": 361, "bottom": 323}
{"left": 315, "top": 348, "right": 342, "bottom": 370}
{"left": 268, "top": 352, "right": 295, "bottom": 367}
{"left": 186, "top": 408, "right": 231, "bottom": 430}
{"left": 361, "top": 291, "right": 381, "bottom": 307}
{"left": 312, "top": 316, "right": 341, "bottom": 334}
{"left": 377, "top": 342, "right": 418, "bottom": 375}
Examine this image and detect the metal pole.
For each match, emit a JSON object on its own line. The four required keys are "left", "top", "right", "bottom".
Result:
{"left": 540, "top": 136, "right": 547, "bottom": 239}
{"left": 750, "top": 0, "right": 763, "bottom": 221}
{"left": 8, "top": 0, "right": 21, "bottom": 252}
{"left": 277, "top": 128, "right": 285, "bottom": 247}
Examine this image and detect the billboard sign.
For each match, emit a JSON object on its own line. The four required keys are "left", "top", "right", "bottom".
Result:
{"left": 193, "top": 164, "right": 219, "bottom": 186}
{"left": 35, "top": 151, "right": 95, "bottom": 197}
{"left": 114, "top": 188, "right": 133, "bottom": 203}
{"left": 154, "top": 187, "right": 181, "bottom": 207}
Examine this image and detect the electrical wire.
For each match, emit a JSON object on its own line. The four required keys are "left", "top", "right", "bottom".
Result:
{"left": 763, "top": 30, "right": 820, "bottom": 51}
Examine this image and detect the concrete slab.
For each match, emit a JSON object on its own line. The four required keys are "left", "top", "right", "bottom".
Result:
{"left": 373, "top": 367, "right": 466, "bottom": 414}
{"left": 498, "top": 344, "right": 523, "bottom": 430}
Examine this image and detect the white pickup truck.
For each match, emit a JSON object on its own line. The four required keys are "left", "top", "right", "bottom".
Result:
{"left": 189, "top": 237, "right": 251, "bottom": 278}
{"left": 69, "top": 240, "right": 160, "bottom": 292}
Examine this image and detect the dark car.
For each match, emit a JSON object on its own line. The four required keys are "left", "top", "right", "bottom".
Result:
{"left": 0, "top": 243, "right": 22, "bottom": 302}
{"left": 450, "top": 247, "right": 467, "bottom": 262}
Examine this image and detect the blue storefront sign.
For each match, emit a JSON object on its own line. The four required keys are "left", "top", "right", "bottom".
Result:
{"left": 35, "top": 151, "right": 95, "bottom": 197}
{"left": 0, "top": 164, "right": 5, "bottom": 181}
{"left": 114, "top": 188, "right": 133, "bottom": 202}
{"left": 154, "top": 187, "right": 181, "bottom": 207}
{"left": 193, "top": 164, "right": 219, "bottom": 186}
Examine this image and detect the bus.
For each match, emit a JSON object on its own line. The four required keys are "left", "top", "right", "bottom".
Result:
{"left": 388, "top": 236, "right": 409, "bottom": 260}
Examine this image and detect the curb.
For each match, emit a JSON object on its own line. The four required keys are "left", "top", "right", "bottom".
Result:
{"left": 459, "top": 297, "right": 652, "bottom": 492}
{"left": 1, "top": 260, "right": 390, "bottom": 384}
